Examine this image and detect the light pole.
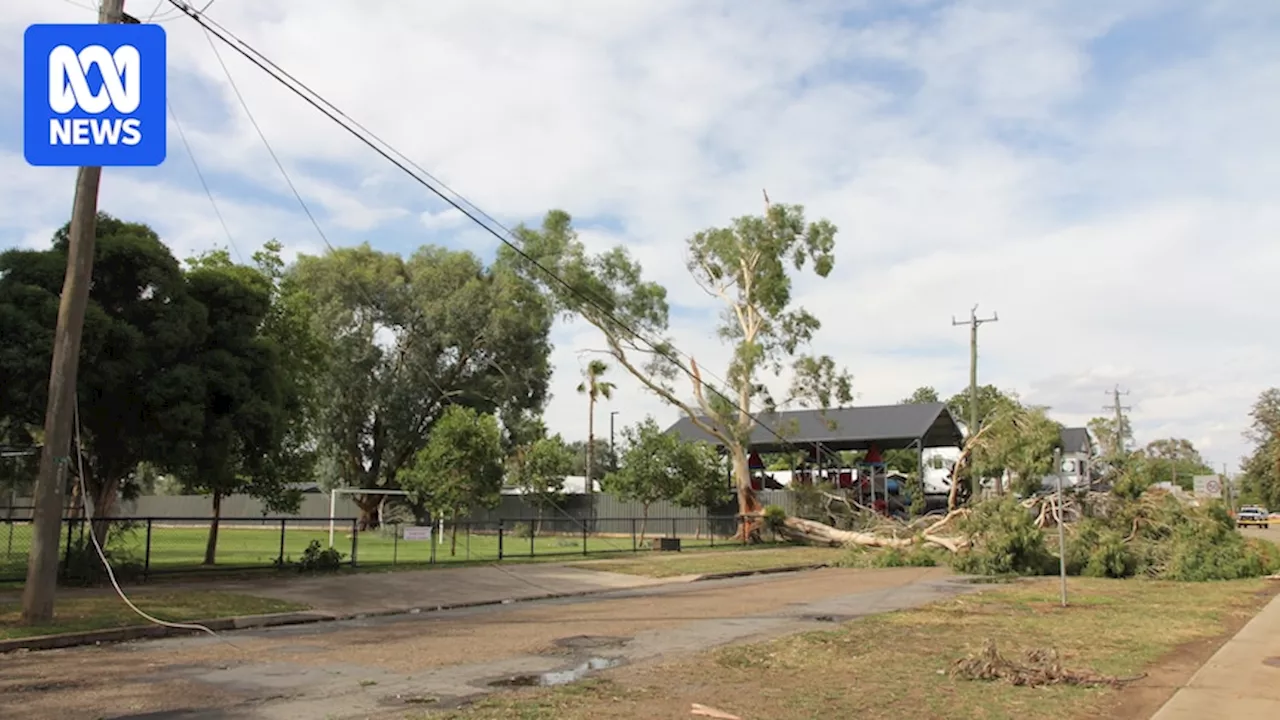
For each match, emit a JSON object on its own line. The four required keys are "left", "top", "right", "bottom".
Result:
{"left": 609, "top": 411, "right": 619, "bottom": 472}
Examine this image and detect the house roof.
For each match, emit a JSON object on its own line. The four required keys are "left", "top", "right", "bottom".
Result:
{"left": 1060, "top": 427, "right": 1092, "bottom": 454}
{"left": 665, "top": 402, "right": 964, "bottom": 453}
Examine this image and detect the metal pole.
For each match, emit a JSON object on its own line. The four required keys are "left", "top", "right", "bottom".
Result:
{"left": 1054, "top": 447, "right": 1067, "bottom": 607}
{"left": 610, "top": 411, "right": 618, "bottom": 472}
{"left": 328, "top": 489, "right": 336, "bottom": 548}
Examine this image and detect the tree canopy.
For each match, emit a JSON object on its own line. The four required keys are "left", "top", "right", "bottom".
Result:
{"left": 506, "top": 204, "right": 852, "bottom": 534}
{"left": 0, "top": 214, "right": 206, "bottom": 519}
{"left": 1240, "top": 388, "right": 1280, "bottom": 509}
{"left": 292, "top": 243, "right": 553, "bottom": 527}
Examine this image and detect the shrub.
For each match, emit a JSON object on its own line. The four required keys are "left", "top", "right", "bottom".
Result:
{"left": 510, "top": 522, "right": 534, "bottom": 539}
{"left": 276, "top": 540, "right": 345, "bottom": 573}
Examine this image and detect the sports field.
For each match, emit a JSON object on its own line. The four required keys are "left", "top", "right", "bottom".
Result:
{"left": 0, "top": 517, "right": 738, "bottom": 580}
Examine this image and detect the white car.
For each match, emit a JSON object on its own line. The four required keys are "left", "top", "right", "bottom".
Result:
{"left": 1236, "top": 508, "right": 1270, "bottom": 529}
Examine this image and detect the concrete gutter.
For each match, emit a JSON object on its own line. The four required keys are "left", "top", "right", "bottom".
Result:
{"left": 1, "top": 564, "right": 837, "bottom": 654}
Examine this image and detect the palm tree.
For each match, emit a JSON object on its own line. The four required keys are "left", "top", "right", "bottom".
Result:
{"left": 576, "top": 359, "right": 615, "bottom": 493}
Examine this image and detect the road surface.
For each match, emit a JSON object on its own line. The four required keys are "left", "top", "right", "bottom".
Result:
{"left": 1, "top": 566, "right": 972, "bottom": 719}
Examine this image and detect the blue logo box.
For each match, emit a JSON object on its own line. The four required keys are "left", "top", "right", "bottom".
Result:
{"left": 24, "top": 23, "right": 167, "bottom": 167}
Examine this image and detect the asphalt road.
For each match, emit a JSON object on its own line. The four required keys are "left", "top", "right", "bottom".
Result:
{"left": 1, "top": 566, "right": 972, "bottom": 720}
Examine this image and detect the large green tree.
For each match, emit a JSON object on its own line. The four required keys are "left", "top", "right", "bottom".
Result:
{"left": 1088, "top": 414, "right": 1134, "bottom": 460}
{"left": 0, "top": 214, "right": 205, "bottom": 532}
{"left": 172, "top": 250, "right": 303, "bottom": 564}
{"left": 292, "top": 244, "right": 553, "bottom": 527}
{"left": 507, "top": 204, "right": 852, "bottom": 537}
{"left": 398, "top": 405, "right": 505, "bottom": 555}
{"left": 1239, "top": 388, "right": 1280, "bottom": 509}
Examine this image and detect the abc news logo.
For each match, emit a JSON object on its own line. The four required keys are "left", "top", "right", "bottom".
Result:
{"left": 24, "top": 23, "right": 166, "bottom": 167}
{"left": 48, "top": 44, "right": 144, "bottom": 147}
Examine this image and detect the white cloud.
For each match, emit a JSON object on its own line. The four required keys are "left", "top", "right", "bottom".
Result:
{"left": 4, "top": 0, "right": 1278, "bottom": 471}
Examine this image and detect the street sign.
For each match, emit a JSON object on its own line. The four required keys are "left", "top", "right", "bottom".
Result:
{"left": 403, "top": 526, "right": 432, "bottom": 541}
{"left": 1193, "top": 475, "right": 1222, "bottom": 497}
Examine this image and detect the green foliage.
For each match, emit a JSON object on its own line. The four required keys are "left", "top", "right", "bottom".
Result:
{"left": 762, "top": 505, "right": 788, "bottom": 534}
{"left": 506, "top": 208, "right": 851, "bottom": 516}
{"left": 399, "top": 405, "right": 506, "bottom": 521}
{"left": 510, "top": 522, "right": 534, "bottom": 539}
{"left": 1239, "top": 388, "right": 1280, "bottom": 510}
{"left": 1088, "top": 414, "right": 1134, "bottom": 460}
{"left": 281, "top": 540, "right": 345, "bottom": 573}
{"left": 1065, "top": 518, "right": 1136, "bottom": 578}
{"left": 957, "top": 491, "right": 1280, "bottom": 582}
{"left": 507, "top": 434, "right": 576, "bottom": 512}
{"left": 59, "top": 527, "right": 147, "bottom": 587}
{"left": 292, "top": 243, "right": 553, "bottom": 502}
{"left": 951, "top": 497, "right": 1055, "bottom": 576}
{"left": 0, "top": 214, "right": 207, "bottom": 514}
{"left": 604, "top": 417, "right": 722, "bottom": 514}
{"left": 838, "top": 544, "right": 940, "bottom": 569}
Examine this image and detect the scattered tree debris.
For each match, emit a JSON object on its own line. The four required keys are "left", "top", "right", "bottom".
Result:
{"left": 951, "top": 640, "right": 1146, "bottom": 688}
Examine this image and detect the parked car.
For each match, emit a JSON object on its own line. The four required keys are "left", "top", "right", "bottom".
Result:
{"left": 1236, "top": 507, "right": 1270, "bottom": 529}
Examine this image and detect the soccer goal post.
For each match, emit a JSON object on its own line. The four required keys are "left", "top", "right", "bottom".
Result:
{"left": 328, "top": 487, "right": 418, "bottom": 548}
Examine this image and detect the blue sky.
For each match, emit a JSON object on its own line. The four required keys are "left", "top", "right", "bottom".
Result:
{"left": 4, "top": 0, "right": 1279, "bottom": 471}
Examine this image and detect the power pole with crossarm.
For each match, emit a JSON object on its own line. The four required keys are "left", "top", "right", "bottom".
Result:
{"left": 22, "top": 0, "right": 129, "bottom": 625}
{"left": 953, "top": 305, "right": 999, "bottom": 492}
{"left": 1102, "top": 385, "right": 1132, "bottom": 458}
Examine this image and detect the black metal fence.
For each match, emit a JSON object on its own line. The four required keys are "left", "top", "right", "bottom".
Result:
{"left": 0, "top": 514, "right": 748, "bottom": 583}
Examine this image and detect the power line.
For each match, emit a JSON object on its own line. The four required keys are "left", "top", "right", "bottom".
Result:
{"left": 167, "top": 101, "right": 241, "bottom": 263}
{"left": 163, "top": 0, "right": 859, "bottom": 475}
{"left": 197, "top": 24, "right": 337, "bottom": 253}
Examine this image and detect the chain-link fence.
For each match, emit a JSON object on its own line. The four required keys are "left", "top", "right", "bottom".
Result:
{"left": 0, "top": 514, "right": 748, "bottom": 583}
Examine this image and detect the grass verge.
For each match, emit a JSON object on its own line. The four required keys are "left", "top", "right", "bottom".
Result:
{"left": 0, "top": 591, "right": 307, "bottom": 640}
{"left": 568, "top": 546, "right": 844, "bottom": 578}
{"left": 425, "top": 577, "right": 1275, "bottom": 720}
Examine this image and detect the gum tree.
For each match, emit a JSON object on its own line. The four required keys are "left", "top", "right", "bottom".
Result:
{"left": 506, "top": 199, "right": 851, "bottom": 538}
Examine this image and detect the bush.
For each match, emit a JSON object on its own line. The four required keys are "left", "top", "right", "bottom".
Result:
{"left": 510, "top": 522, "right": 534, "bottom": 539}
{"left": 950, "top": 497, "right": 1055, "bottom": 577}
{"left": 276, "top": 540, "right": 345, "bottom": 573}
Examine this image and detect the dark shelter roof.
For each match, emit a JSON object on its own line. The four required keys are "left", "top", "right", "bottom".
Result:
{"left": 665, "top": 402, "right": 964, "bottom": 453}
{"left": 1060, "top": 427, "right": 1092, "bottom": 455}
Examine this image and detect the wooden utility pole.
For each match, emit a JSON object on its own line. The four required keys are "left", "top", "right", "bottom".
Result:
{"left": 1102, "top": 385, "right": 1132, "bottom": 457}
{"left": 21, "top": 0, "right": 127, "bottom": 624}
{"left": 953, "top": 305, "right": 999, "bottom": 492}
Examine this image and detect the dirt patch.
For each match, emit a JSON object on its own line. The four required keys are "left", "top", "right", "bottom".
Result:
{"left": 1098, "top": 579, "right": 1280, "bottom": 719}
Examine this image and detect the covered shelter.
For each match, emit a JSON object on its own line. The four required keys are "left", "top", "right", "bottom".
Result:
{"left": 664, "top": 402, "right": 964, "bottom": 510}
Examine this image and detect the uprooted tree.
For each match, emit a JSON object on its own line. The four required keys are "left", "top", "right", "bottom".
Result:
{"left": 507, "top": 198, "right": 851, "bottom": 540}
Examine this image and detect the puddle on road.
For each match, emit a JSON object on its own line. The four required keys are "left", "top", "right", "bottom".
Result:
{"left": 488, "top": 657, "right": 624, "bottom": 688}
{"left": 552, "top": 635, "right": 631, "bottom": 650}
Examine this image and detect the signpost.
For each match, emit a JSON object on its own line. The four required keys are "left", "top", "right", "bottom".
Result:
{"left": 1054, "top": 448, "right": 1068, "bottom": 608}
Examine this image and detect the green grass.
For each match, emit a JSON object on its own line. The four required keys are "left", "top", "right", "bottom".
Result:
{"left": 0, "top": 520, "right": 753, "bottom": 581}
{"left": 423, "top": 577, "right": 1273, "bottom": 720}
{"left": 570, "top": 546, "right": 844, "bottom": 577}
{"left": 0, "top": 590, "right": 307, "bottom": 640}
